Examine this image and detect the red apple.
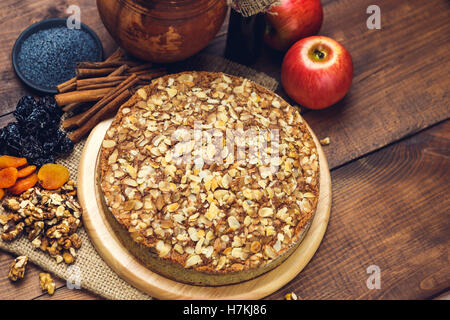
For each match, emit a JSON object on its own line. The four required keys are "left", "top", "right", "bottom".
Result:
{"left": 281, "top": 36, "right": 353, "bottom": 109}
{"left": 264, "top": 0, "right": 323, "bottom": 51}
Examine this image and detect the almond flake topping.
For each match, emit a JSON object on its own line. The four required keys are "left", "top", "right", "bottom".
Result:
{"left": 100, "top": 72, "right": 319, "bottom": 274}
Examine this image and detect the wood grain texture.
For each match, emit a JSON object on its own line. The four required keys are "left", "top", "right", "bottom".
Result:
{"left": 245, "top": 0, "right": 450, "bottom": 169}
{"left": 34, "top": 286, "right": 101, "bottom": 300}
{"left": 0, "top": 0, "right": 449, "bottom": 300}
{"left": 1, "top": 0, "right": 448, "bottom": 169}
{"left": 0, "top": 250, "right": 101, "bottom": 300}
{"left": 77, "top": 119, "right": 331, "bottom": 299}
{"left": 266, "top": 120, "right": 450, "bottom": 300}
{"left": 0, "top": 251, "right": 65, "bottom": 300}
{"left": 8, "top": 120, "right": 449, "bottom": 300}
{"left": 433, "top": 291, "right": 450, "bottom": 300}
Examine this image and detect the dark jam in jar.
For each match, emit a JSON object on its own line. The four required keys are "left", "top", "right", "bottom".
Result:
{"left": 225, "top": 10, "right": 266, "bottom": 66}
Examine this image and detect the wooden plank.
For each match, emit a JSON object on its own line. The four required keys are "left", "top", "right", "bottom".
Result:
{"left": 246, "top": 0, "right": 450, "bottom": 169}
{"left": 2, "top": 0, "right": 449, "bottom": 170}
{"left": 0, "top": 0, "right": 449, "bottom": 300}
{"left": 0, "top": 251, "right": 65, "bottom": 300}
{"left": 203, "top": 0, "right": 450, "bottom": 170}
{"left": 267, "top": 120, "right": 450, "bottom": 299}
{"left": 73, "top": 119, "right": 329, "bottom": 299}
{"left": 0, "top": 0, "right": 116, "bottom": 116}
{"left": 2, "top": 120, "right": 448, "bottom": 300}
{"left": 0, "top": 250, "right": 100, "bottom": 300}
{"left": 433, "top": 291, "right": 450, "bottom": 300}
{"left": 34, "top": 286, "right": 102, "bottom": 300}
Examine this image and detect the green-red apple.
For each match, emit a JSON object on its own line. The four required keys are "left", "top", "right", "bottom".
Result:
{"left": 281, "top": 36, "right": 353, "bottom": 109}
{"left": 264, "top": 0, "right": 323, "bottom": 51}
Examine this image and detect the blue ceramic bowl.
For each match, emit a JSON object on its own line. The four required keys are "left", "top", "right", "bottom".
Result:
{"left": 12, "top": 18, "right": 103, "bottom": 94}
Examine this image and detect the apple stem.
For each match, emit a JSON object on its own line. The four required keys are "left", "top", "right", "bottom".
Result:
{"left": 314, "top": 49, "right": 325, "bottom": 59}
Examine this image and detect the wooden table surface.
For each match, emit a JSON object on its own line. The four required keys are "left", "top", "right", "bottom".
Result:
{"left": 0, "top": 0, "right": 448, "bottom": 300}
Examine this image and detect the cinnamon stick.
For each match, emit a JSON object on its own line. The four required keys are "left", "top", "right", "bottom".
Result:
{"left": 57, "top": 77, "right": 77, "bottom": 93}
{"left": 75, "top": 65, "right": 129, "bottom": 90}
{"left": 137, "top": 70, "right": 167, "bottom": 81}
{"left": 76, "top": 61, "right": 139, "bottom": 69}
{"left": 55, "top": 88, "right": 111, "bottom": 106}
{"left": 77, "top": 76, "right": 127, "bottom": 87}
{"left": 56, "top": 48, "right": 124, "bottom": 94}
{"left": 128, "top": 63, "right": 155, "bottom": 73}
{"left": 62, "top": 102, "right": 84, "bottom": 113}
{"left": 75, "top": 68, "right": 164, "bottom": 86}
{"left": 69, "top": 89, "right": 132, "bottom": 142}
{"left": 76, "top": 63, "right": 161, "bottom": 79}
{"left": 133, "top": 68, "right": 167, "bottom": 76}
{"left": 77, "top": 80, "right": 124, "bottom": 91}
{"left": 75, "top": 74, "right": 139, "bottom": 127}
{"left": 107, "top": 48, "right": 126, "bottom": 62}
{"left": 62, "top": 112, "right": 86, "bottom": 130}
{"left": 76, "top": 67, "right": 118, "bottom": 78}
{"left": 109, "top": 64, "right": 129, "bottom": 77}
{"left": 56, "top": 48, "right": 124, "bottom": 93}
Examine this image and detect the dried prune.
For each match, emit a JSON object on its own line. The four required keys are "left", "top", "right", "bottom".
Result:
{"left": 14, "top": 96, "right": 38, "bottom": 124}
{"left": 14, "top": 96, "right": 62, "bottom": 133}
{"left": 24, "top": 107, "right": 52, "bottom": 132}
{"left": 0, "top": 95, "right": 73, "bottom": 167}
{"left": 20, "top": 136, "right": 44, "bottom": 157}
{"left": 53, "top": 130, "right": 74, "bottom": 154}
{"left": 1, "top": 123, "right": 23, "bottom": 155}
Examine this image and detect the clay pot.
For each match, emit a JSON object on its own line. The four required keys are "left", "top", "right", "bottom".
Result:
{"left": 96, "top": 0, "right": 228, "bottom": 63}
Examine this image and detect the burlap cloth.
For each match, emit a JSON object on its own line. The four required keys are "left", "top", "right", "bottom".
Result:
{"left": 228, "top": 0, "right": 281, "bottom": 17}
{"left": 0, "top": 54, "right": 278, "bottom": 300}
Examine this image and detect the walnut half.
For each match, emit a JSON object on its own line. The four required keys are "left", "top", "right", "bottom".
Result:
{"left": 8, "top": 255, "right": 28, "bottom": 282}
{"left": 1, "top": 181, "right": 83, "bottom": 264}
{"left": 39, "top": 273, "right": 56, "bottom": 295}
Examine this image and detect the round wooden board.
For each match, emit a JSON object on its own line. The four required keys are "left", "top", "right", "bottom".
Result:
{"left": 78, "top": 118, "right": 332, "bottom": 300}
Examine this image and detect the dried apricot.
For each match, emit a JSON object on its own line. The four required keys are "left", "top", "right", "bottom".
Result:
{"left": 0, "top": 155, "right": 27, "bottom": 169}
{"left": 0, "top": 189, "right": 4, "bottom": 201}
{"left": 37, "top": 164, "right": 69, "bottom": 190}
{"left": 0, "top": 167, "right": 18, "bottom": 188}
{"left": 17, "top": 165, "right": 37, "bottom": 178}
{"left": 8, "top": 173, "right": 38, "bottom": 195}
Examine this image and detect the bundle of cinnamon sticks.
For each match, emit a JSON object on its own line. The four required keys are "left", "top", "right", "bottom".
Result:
{"left": 56, "top": 48, "right": 167, "bottom": 142}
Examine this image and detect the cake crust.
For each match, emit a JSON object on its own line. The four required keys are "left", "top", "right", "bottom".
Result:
{"left": 99, "top": 72, "right": 319, "bottom": 284}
